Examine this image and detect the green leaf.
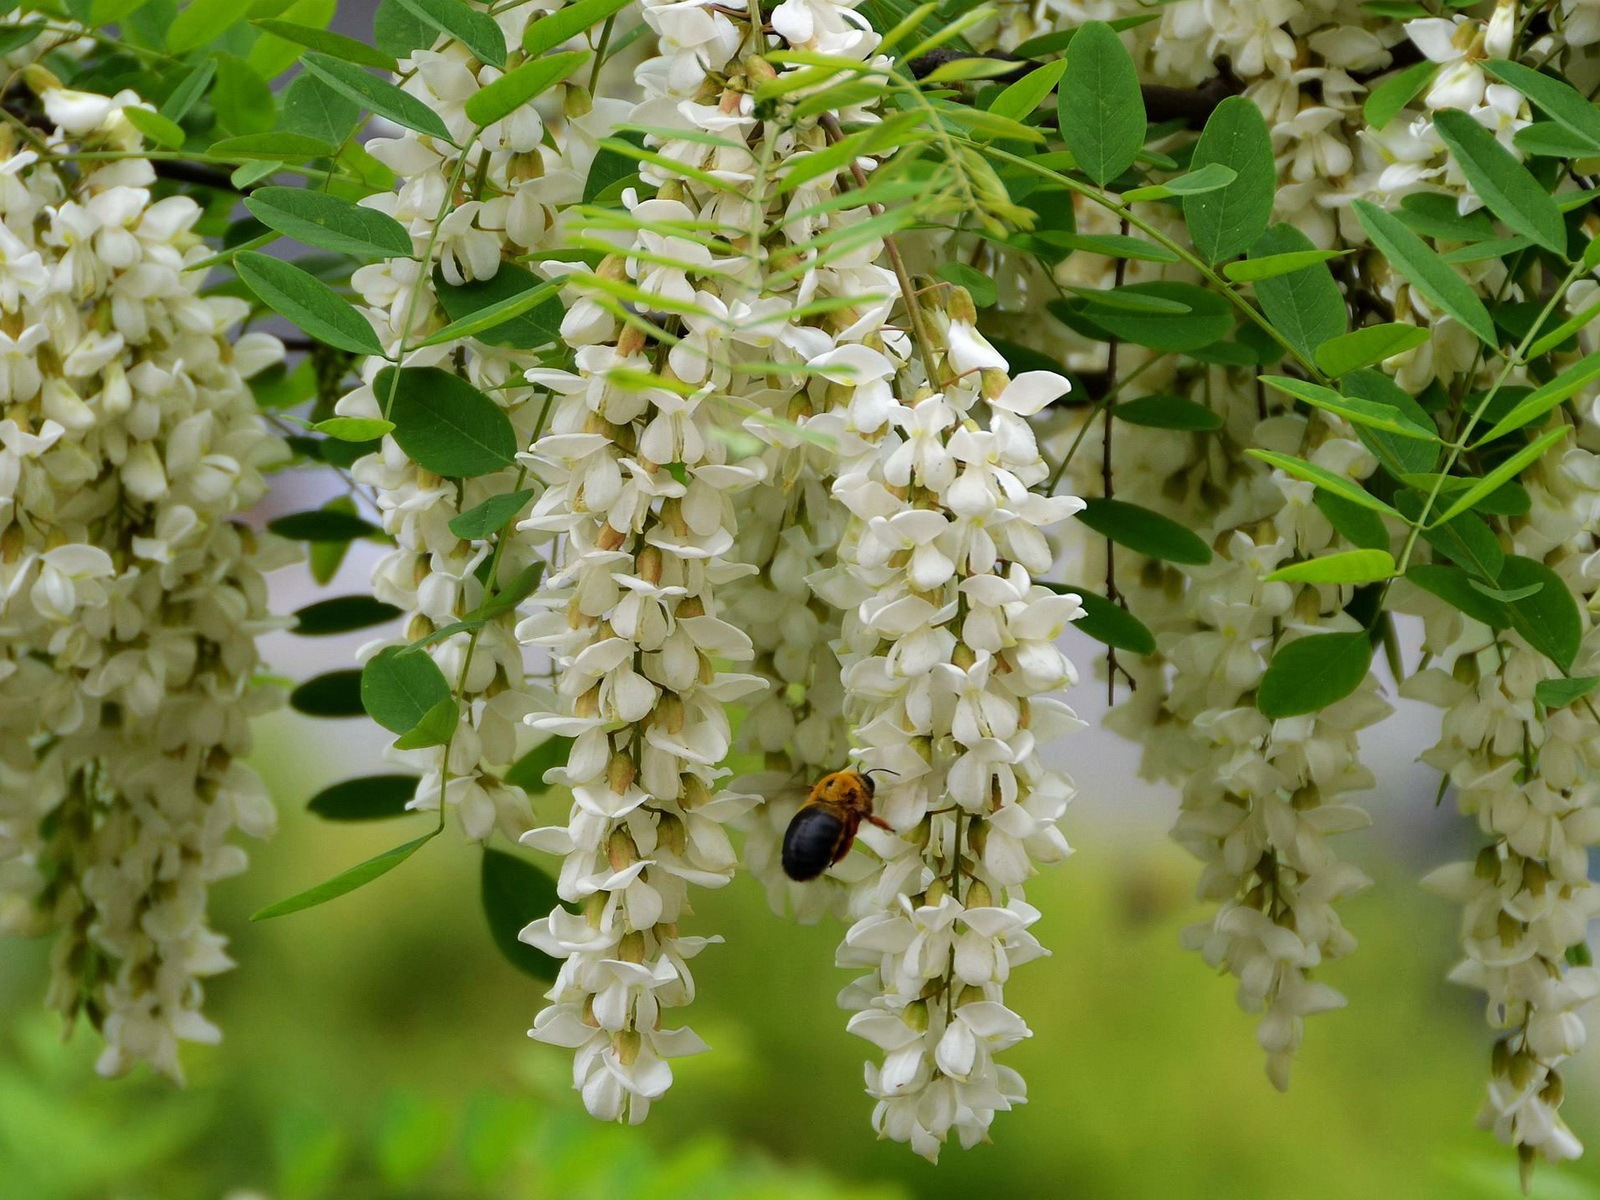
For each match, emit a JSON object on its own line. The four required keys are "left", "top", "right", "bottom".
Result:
{"left": 1412, "top": 505, "right": 1505, "bottom": 582}
{"left": 1343, "top": 369, "right": 1438, "bottom": 478}
{"left": 167, "top": 0, "right": 242, "bottom": 52}
{"left": 0, "top": 22, "right": 41, "bottom": 57}
{"left": 583, "top": 127, "right": 646, "bottom": 203}
{"left": 1314, "top": 490, "right": 1390, "bottom": 551}
{"left": 1515, "top": 121, "right": 1600, "bottom": 158}
{"left": 1075, "top": 497, "right": 1212, "bottom": 566}
{"left": 1314, "top": 323, "right": 1432, "bottom": 377}
{"left": 1247, "top": 449, "right": 1401, "bottom": 517}
{"left": 463, "top": 50, "right": 587, "bottom": 127}
{"left": 1111, "top": 394, "right": 1221, "bottom": 431}
{"left": 161, "top": 59, "right": 217, "bottom": 121}
{"left": 124, "top": 108, "right": 184, "bottom": 149}
{"left": 1474, "top": 350, "right": 1600, "bottom": 446}
{"left": 1432, "top": 109, "right": 1566, "bottom": 254}
{"left": 1183, "top": 96, "right": 1274, "bottom": 263}
{"left": 522, "top": 0, "right": 631, "bottom": 55}
{"left": 253, "top": 19, "right": 399, "bottom": 69}
{"left": 212, "top": 131, "right": 339, "bottom": 162}
{"left": 1483, "top": 60, "right": 1600, "bottom": 154}
{"left": 392, "top": 0, "right": 505, "bottom": 66}
{"left": 1529, "top": 295, "right": 1600, "bottom": 359}
{"left": 1432, "top": 425, "right": 1571, "bottom": 525}
{"left": 268, "top": 509, "right": 381, "bottom": 541}
{"left": 1257, "top": 632, "right": 1373, "bottom": 718}
{"left": 244, "top": 187, "right": 414, "bottom": 261}
{"left": 419, "top": 280, "right": 563, "bottom": 348}
{"left": 1119, "top": 163, "right": 1236, "bottom": 202}
{"left": 448, "top": 489, "right": 535, "bottom": 539}
{"left": 1351, "top": 200, "right": 1497, "bottom": 347}
{"left": 393, "top": 697, "right": 459, "bottom": 749}
{"left": 1071, "top": 286, "right": 1190, "bottom": 314}
{"left": 291, "top": 670, "right": 365, "bottom": 717}
{"left": 1041, "top": 582, "right": 1155, "bottom": 655}
{"left": 294, "top": 595, "right": 402, "bottom": 635}
{"left": 989, "top": 57, "right": 1067, "bottom": 120}
{"left": 1057, "top": 20, "right": 1144, "bottom": 186}
{"left": 1264, "top": 549, "right": 1396, "bottom": 585}
{"left": 313, "top": 417, "right": 395, "bottom": 441}
{"left": 307, "top": 774, "right": 420, "bottom": 820}
{"left": 1260, "top": 375, "right": 1435, "bottom": 440}
{"left": 301, "top": 52, "right": 455, "bottom": 142}
{"left": 374, "top": 366, "right": 518, "bottom": 478}
{"left": 936, "top": 261, "right": 997, "bottom": 308}
{"left": 1397, "top": 192, "right": 1497, "bottom": 243}
{"left": 210, "top": 53, "right": 276, "bottom": 139}
{"left": 1470, "top": 579, "right": 1542, "bottom": 603}
{"left": 481, "top": 848, "right": 560, "bottom": 980}
{"left": 375, "top": 0, "right": 434, "bottom": 56}
{"left": 433, "top": 265, "right": 564, "bottom": 349}
{"left": 505, "top": 736, "right": 572, "bottom": 792}
{"left": 361, "top": 645, "right": 453, "bottom": 734}
{"left": 1535, "top": 676, "right": 1599, "bottom": 710}
{"left": 236, "top": 252, "right": 384, "bottom": 356}
{"left": 1500, "top": 556, "right": 1582, "bottom": 670}
{"left": 1404, "top": 563, "right": 1510, "bottom": 629}
{"left": 1076, "top": 281, "right": 1232, "bottom": 351}
{"left": 1250, "top": 224, "right": 1346, "bottom": 363}
{"left": 1363, "top": 58, "right": 1437, "bottom": 131}
{"left": 475, "top": 560, "right": 544, "bottom": 620}
{"left": 252, "top": 833, "right": 434, "bottom": 920}
{"left": 1031, "top": 230, "right": 1177, "bottom": 262}
{"left": 1222, "top": 249, "right": 1347, "bottom": 282}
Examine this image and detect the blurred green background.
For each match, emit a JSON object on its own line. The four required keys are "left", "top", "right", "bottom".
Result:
{"left": 6, "top": 701, "right": 1600, "bottom": 1200}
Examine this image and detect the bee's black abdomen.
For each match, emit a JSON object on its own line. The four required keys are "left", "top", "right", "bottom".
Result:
{"left": 782, "top": 806, "right": 846, "bottom": 882}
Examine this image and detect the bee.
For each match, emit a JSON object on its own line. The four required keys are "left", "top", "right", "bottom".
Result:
{"left": 781, "top": 770, "right": 893, "bottom": 882}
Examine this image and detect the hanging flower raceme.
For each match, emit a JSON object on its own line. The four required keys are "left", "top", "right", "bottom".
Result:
{"left": 335, "top": 7, "right": 629, "bottom": 842}
{"left": 1165, "top": 414, "right": 1389, "bottom": 1089}
{"left": 809, "top": 287, "right": 1084, "bottom": 1159}
{"left": 0, "top": 78, "right": 290, "bottom": 1082}
{"left": 1401, "top": 445, "right": 1600, "bottom": 1176}
{"left": 511, "top": 0, "right": 781, "bottom": 1124}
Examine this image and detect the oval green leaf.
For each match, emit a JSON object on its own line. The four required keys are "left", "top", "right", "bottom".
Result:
{"left": 374, "top": 366, "right": 518, "bottom": 478}
{"left": 1057, "top": 20, "right": 1144, "bottom": 186}
{"left": 361, "top": 644, "right": 453, "bottom": 734}
{"left": 236, "top": 252, "right": 384, "bottom": 356}
{"left": 1432, "top": 108, "right": 1566, "bottom": 254}
{"left": 307, "top": 774, "right": 421, "bottom": 820}
{"left": 244, "top": 188, "right": 414, "bottom": 261}
{"left": 1257, "top": 632, "right": 1373, "bottom": 719}
{"left": 481, "top": 848, "right": 561, "bottom": 980}
{"left": 1352, "top": 200, "right": 1498, "bottom": 347}
{"left": 1075, "top": 497, "right": 1212, "bottom": 566}
{"left": 294, "top": 595, "right": 403, "bottom": 635}
{"left": 291, "top": 670, "right": 366, "bottom": 717}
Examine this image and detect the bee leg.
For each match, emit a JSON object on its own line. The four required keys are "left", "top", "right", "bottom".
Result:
{"left": 866, "top": 815, "right": 894, "bottom": 832}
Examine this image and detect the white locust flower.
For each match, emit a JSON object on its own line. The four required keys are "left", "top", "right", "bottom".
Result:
{"left": 0, "top": 101, "right": 290, "bottom": 1082}
{"left": 816, "top": 289, "right": 1083, "bottom": 1160}
{"left": 1402, "top": 445, "right": 1600, "bottom": 1174}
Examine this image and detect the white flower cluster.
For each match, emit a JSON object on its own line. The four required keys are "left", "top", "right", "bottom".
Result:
{"left": 811, "top": 290, "right": 1084, "bottom": 1159}
{"left": 1165, "top": 417, "right": 1389, "bottom": 1089}
{"left": 0, "top": 83, "right": 289, "bottom": 1081}
{"left": 337, "top": 10, "right": 627, "bottom": 841}
{"left": 1400, "top": 447, "right": 1600, "bottom": 1170}
{"left": 511, "top": 0, "right": 782, "bottom": 1123}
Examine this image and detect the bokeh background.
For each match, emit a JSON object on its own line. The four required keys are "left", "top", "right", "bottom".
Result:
{"left": 6, "top": 1, "right": 1600, "bottom": 1195}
